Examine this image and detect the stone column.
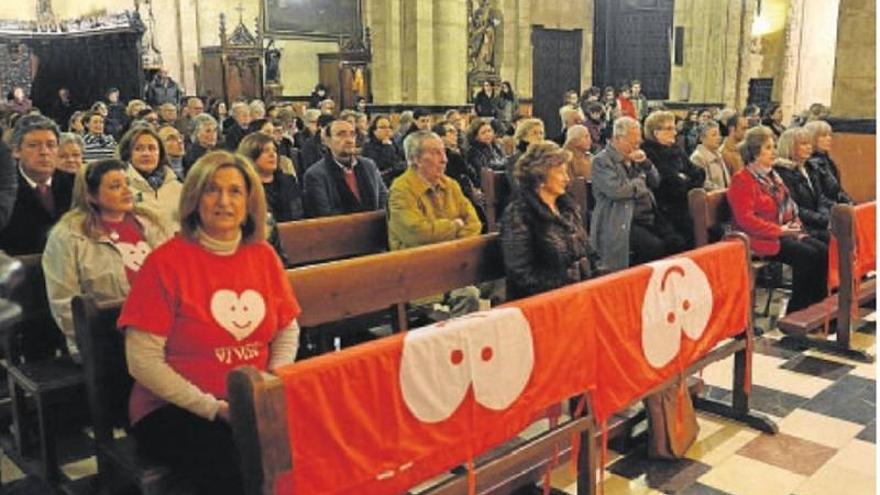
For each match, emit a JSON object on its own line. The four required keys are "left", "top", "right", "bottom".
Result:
{"left": 368, "top": 0, "right": 404, "bottom": 103}
{"left": 433, "top": 0, "right": 468, "bottom": 104}
{"left": 831, "top": 0, "right": 875, "bottom": 118}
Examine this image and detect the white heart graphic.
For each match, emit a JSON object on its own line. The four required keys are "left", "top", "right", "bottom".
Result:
{"left": 117, "top": 241, "right": 151, "bottom": 272}
{"left": 641, "top": 258, "right": 713, "bottom": 369}
{"left": 210, "top": 289, "right": 267, "bottom": 341}
{"left": 400, "top": 308, "right": 535, "bottom": 423}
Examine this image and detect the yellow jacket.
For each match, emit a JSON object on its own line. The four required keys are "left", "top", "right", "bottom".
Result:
{"left": 387, "top": 168, "right": 482, "bottom": 250}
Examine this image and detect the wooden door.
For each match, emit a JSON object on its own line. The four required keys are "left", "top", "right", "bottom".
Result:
{"left": 593, "top": 0, "right": 674, "bottom": 100}
{"left": 532, "top": 27, "right": 582, "bottom": 138}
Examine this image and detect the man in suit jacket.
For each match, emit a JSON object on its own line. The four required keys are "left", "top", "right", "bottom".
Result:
{"left": 303, "top": 119, "right": 387, "bottom": 218}
{"left": 0, "top": 115, "right": 74, "bottom": 255}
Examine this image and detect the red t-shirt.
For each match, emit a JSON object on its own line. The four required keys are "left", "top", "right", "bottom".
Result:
{"left": 119, "top": 235, "right": 301, "bottom": 423}
{"left": 101, "top": 214, "right": 148, "bottom": 285}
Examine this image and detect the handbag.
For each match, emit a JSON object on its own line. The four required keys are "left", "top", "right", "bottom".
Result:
{"left": 644, "top": 379, "right": 699, "bottom": 459}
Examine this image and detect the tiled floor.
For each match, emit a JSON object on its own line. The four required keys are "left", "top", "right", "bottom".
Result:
{"left": 1, "top": 291, "right": 876, "bottom": 495}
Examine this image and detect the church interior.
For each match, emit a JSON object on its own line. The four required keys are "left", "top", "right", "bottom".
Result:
{"left": 0, "top": 0, "right": 875, "bottom": 494}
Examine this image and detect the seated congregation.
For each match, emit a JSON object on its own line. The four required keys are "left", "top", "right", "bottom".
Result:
{"left": 0, "top": 78, "right": 871, "bottom": 495}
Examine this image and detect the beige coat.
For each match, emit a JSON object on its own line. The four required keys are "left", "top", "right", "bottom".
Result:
{"left": 42, "top": 212, "right": 172, "bottom": 356}
{"left": 127, "top": 164, "right": 183, "bottom": 230}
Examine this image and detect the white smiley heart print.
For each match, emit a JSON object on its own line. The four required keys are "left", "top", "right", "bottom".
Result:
{"left": 117, "top": 241, "right": 151, "bottom": 272}
{"left": 641, "top": 258, "right": 713, "bottom": 369}
{"left": 399, "top": 319, "right": 471, "bottom": 423}
{"left": 210, "top": 289, "right": 267, "bottom": 341}
{"left": 468, "top": 308, "right": 533, "bottom": 411}
{"left": 399, "top": 308, "right": 535, "bottom": 423}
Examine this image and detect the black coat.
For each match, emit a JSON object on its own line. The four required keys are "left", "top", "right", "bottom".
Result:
{"left": 223, "top": 124, "right": 249, "bottom": 151}
{"left": 264, "top": 170, "right": 304, "bottom": 222}
{"left": 500, "top": 189, "right": 600, "bottom": 300}
{"left": 642, "top": 139, "right": 705, "bottom": 245}
{"left": 0, "top": 170, "right": 74, "bottom": 255}
{"left": 774, "top": 162, "right": 834, "bottom": 234}
{"left": 182, "top": 142, "right": 211, "bottom": 176}
{"left": 362, "top": 139, "right": 405, "bottom": 185}
{"left": 806, "top": 151, "right": 853, "bottom": 204}
{"left": 474, "top": 91, "right": 500, "bottom": 118}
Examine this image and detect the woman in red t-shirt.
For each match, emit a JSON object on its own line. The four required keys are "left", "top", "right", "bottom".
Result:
{"left": 43, "top": 159, "right": 172, "bottom": 361}
{"left": 119, "top": 151, "right": 301, "bottom": 495}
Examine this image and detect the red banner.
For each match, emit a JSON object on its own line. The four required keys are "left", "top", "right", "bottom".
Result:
{"left": 828, "top": 202, "right": 876, "bottom": 289}
{"left": 270, "top": 241, "right": 750, "bottom": 494}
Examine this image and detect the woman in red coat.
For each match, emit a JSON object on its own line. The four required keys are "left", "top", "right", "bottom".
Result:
{"left": 727, "top": 126, "right": 828, "bottom": 312}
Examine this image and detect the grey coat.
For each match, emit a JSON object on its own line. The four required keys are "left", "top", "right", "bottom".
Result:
{"left": 589, "top": 143, "right": 660, "bottom": 271}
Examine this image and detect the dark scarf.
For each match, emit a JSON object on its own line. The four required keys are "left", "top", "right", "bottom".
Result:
{"left": 136, "top": 165, "right": 167, "bottom": 191}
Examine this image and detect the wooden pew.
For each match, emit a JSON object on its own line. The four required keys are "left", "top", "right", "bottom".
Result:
{"left": 776, "top": 204, "right": 876, "bottom": 362}
{"left": 688, "top": 188, "right": 784, "bottom": 317}
{"left": 276, "top": 210, "right": 388, "bottom": 266}
{"left": 230, "top": 234, "right": 775, "bottom": 494}
{"left": 289, "top": 234, "right": 504, "bottom": 330}
{"left": 72, "top": 296, "right": 190, "bottom": 494}
{"left": 0, "top": 254, "right": 84, "bottom": 482}
{"left": 235, "top": 234, "right": 599, "bottom": 494}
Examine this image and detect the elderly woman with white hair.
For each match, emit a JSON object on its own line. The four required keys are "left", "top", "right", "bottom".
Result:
{"left": 773, "top": 127, "right": 832, "bottom": 243}
{"left": 804, "top": 120, "right": 853, "bottom": 205}
{"left": 689, "top": 120, "right": 729, "bottom": 190}
{"left": 183, "top": 113, "right": 219, "bottom": 176}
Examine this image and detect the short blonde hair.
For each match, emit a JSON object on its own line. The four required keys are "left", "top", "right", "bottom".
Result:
{"left": 514, "top": 118, "right": 544, "bottom": 142}
{"left": 514, "top": 140, "right": 572, "bottom": 191}
{"left": 643, "top": 110, "right": 675, "bottom": 143}
{"left": 178, "top": 151, "right": 267, "bottom": 243}
{"left": 803, "top": 120, "right": 832, "bottom": 149}
{"left": 776, "top": 127, "right": 812, "bottom": 161}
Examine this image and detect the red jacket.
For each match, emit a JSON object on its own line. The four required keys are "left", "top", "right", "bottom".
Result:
{"left": 617, "top": 97, "right": 636, "bottom": 119}
{"left": 727, "top": 169, "right": 786, "bottom": 256}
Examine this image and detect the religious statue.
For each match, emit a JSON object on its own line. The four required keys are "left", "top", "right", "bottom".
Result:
{"left": 468, "top": 0, "right": 501, "bottom": 73}
{"left": 265, "top": 38, "right": 281, "bottom": 83}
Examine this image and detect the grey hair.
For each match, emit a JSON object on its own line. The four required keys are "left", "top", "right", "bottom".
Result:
{"left": 698, "top": 120, "right": 720, "bottom": 141}
{"left": 398, "top": 110, "right": 415, "bottom": 127}
{"left": 564, "top": 124, "right": 589, "bottom": 147}
{"left": 11, "top": 114, "right": 60, "bottom": 150}
{"left": 612, "top": 116, "right": 640, "bottom": 140}
{"left": 776, "top": 127, "right": 812, "bottom": 161}
{"left": 58, "top": 132, "right": 85, "bottom": 151}
{"left": 304, "top": 109, "right": 321, "bottom": 123}
{"left": 230, "top": 101, "right": 250, "bottom": 118}
{"left": 738, "top": 126, "right": 774, "bottom": 164}
{"left": 248, "top": 100, "right": 266, "bottom": 118}
{"left": 403, "top": 130, "right": 441, "bottom": 165}
{"left": 190, "top": 113, "right": 218, "bottom": 141}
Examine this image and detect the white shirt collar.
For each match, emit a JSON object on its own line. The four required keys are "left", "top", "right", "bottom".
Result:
{"left": 18, "top": 165, "right": 51, "bottom": 189}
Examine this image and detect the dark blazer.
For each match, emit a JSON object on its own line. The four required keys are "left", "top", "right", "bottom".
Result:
{"left": 303, "top": 154, "right": 388, "bottom": 218}
{"left": 0, "top": 169, "right": 74, "bottom": 255}
{"left": 501, "top": 189, "right": 600, "bottom": 300}
{"left": 806, "top": 151, "right": 853, "bottom": 204}
{"left": 182, "top": 142, "right": 210, "bottom": 177}
{"left": 774, "top": 162, "right": 834, "bottom": 235}
{"left": 0, "top": 142, "right": 16, "bottom": 230}
{"left": 264, "top": 170, "right": 305, "bottom": 222}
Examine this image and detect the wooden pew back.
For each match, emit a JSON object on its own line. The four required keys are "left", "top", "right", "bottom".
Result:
{"left": 4, "top": 254, "right": 65, "bottom": 363}
{"left": 289, "top": 234, "right": 504, "bottom": 329}
{"left": 688, "top": 188, "right": 731, "bottom": 247}
{"left": 72, "top": 296, "right": 184, "bottom": 492}
{"left": 277, "top": 210, "right": 388, "bottom": 266}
